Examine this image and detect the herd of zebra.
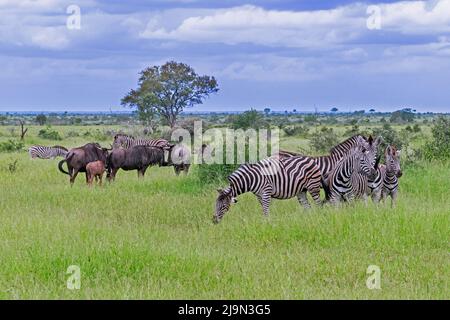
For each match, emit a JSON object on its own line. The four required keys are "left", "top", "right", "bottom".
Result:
{"left": 213, "top": 134, "right": 402, "bottom": 224}
{"left": 28, "top": 133, "right": 402, "bottom": 225}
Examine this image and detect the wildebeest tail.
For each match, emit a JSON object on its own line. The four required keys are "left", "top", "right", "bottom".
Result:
{"left": 58, "top": 151, "right": 74, "bottom": 175}
{"left": 58, "top": 159, "right": 69, "bottom": 175}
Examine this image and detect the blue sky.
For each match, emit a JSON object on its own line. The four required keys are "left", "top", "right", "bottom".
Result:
{"left": 1, "top": 0, "right": 450, "bottom": 113}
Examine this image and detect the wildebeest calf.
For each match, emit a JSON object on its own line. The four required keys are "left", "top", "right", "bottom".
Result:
{"left": 86, "top": 161, "right": 106, "bottom": 186}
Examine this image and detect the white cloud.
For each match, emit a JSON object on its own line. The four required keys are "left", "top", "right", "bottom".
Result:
{"left": 140, "top": 5, "right": 364, "bottom": 48}
{"left": 30, "top": 26, "right": 70, "bottom": 49}
{"left": 379, "top": 0, "right": 450, "bottom": 34}
{"left": 140, "top": 1, "right": 450, "bottom": 47}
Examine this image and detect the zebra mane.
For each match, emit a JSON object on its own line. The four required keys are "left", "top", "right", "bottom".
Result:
{"left": 329, "top": 134, "right": 366, "bottom": 155}
{"left": 115, "top": 133, "right": 135, "bottom": 139}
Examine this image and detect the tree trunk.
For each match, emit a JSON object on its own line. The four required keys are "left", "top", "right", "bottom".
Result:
{"left": 19, "top": 120, "right": 28, "bottom": 140}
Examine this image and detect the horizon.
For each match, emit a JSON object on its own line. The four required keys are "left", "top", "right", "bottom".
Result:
{"left": 1, "top": 1, "right": 450, "bottom": 113}
{"left": 1, "top": 108, "right": 448, "bottom": 115}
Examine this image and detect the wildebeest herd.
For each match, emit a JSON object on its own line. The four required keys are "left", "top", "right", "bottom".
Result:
{"left": 29, "top": 134, "right": 190, "bottom": 185}
{"left": 29, "top": 133, "right": 402, "bottom": 224}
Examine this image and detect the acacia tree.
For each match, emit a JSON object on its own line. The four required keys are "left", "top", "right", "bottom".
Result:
{"left": 122, "top": 61, "right": 219, "bottom": 128}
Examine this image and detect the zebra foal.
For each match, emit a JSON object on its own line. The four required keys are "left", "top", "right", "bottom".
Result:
{"left": 213, "top": 156, "right": 323, "bottom": 224}
{"left": 368, "top": 145, "right": 402, "bottom": 207}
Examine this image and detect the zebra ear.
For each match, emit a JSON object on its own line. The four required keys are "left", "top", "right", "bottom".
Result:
{"left": 368, "top": 135, "right": 374, "bottom": 144}
{"left": 374, "top": 136, "right": 382, "bottom": 146}
{"left": 357, "top": 135, "right": 366, "bottom": 145}
{"left": 217, "top": 188, "right": 224, "bottom": 194}
{"left": 385, "top": 145, "right": 391, "bottom": 155}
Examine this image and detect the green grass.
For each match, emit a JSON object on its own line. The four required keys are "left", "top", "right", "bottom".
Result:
{"left": 0, "top": 129, "right": 449, "bottom": 299}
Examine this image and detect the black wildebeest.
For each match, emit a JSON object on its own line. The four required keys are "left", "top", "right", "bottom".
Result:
{"left": 106, "top": 145, "right": 166, "bottom": 181}
{"left": 58, "top": 143, "right": 109, "bottom": 185}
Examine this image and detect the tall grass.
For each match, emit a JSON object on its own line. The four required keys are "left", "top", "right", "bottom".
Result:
{"left": 0, "top": 147, "right": 448, "bottom": 299}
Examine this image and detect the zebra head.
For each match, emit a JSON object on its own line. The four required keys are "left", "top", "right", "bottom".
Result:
{"left": 354, "top": 144, "right": 377, "bottom": 180}
{"left": 113, "top": 134, "right": 129, "bottom": 149}
{"left": 213, "top": 187, "right": 237, "bottom": 224}
{"left": 357, "top": 135, "right": 382, "bottom": 168}
{"left": 385, "top": 145, "right": 402, "bottom": 178}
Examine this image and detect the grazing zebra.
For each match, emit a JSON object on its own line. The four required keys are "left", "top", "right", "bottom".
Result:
{"left": 368, "top": 145, "right": 402, "bottom": 207}
{"left": 279, "top": 135, "right": 382, "bottom": 186}
{"left": 213, "top": 155, "right": 322, "bottom": 224}
{"left": 113, "top": 134, "right": 172, "bottom": 150}
{"left": 325, "top": 145, "right": 378, "bottom": 205}
{"left": 28, "top": 145, "right": 68, "bottom": 159}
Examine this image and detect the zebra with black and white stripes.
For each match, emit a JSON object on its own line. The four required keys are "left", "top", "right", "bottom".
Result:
{"left": 279, "top": 135, "right": 382, "bottom": 187}
{"left": 368, "top": 145, "right": 402, "bottom": 207}
{"left": 213, "top": 155, "right": 322, "bottom": 224}
{"left": 28, "top": 145, "right": 68, "bottom": 160}
{"left": 113, "top": 134, "right": 172, "bottom": 150}
{"left": 324, "top": 144, "right": 378, "bottom": 204}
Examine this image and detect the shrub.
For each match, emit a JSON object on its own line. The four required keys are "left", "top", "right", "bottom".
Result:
{"left": 230, "top": 109, "right": 269, "bottom": 130}
{"left": 0, "top": 140, "right": 24, "bottom": 152}
{"left": 390, "top": 109, "right": 415, "bottom": 123}
{"left": 92, "top": 129, "right": 109, "bottom": 141}
{"left": 8, "top": 159, "right": 18, "bottom": 173}
{"left": 196, "top": 164, "right": 239, "bottom": 184}
{"left": 196, "top": 137, "right": 272, "bottom": 184}
{"left": 423, "top": 117, "right": 450, "bottom": 160}
{"left": 65, "top": 130, "right": 80, "bottom": 138}
{"left": 35, "top": 114, "right": 47, "bottom": 126}
{"left": 372, "top": 123, "right": 403, "bottom": 149}
{"left": 283, "top": 125, "right": 309, "bottom": 137}
{"left": 304, "top": 114, "right": 318, "bottom": 123}
{"left": 309, "top": 127, "right": 340, "bottom": 154}
{"left": 38, "top": 126, "right": 62, "bottom": 140}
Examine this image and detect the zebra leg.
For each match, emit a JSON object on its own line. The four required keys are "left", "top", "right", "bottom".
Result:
{"left": 297, "top": 191, "right": 311, "bottom": 209}
{"left": 391, "top": 190, "right": 398, "bottom": 208}
{"left": 381, "top": 188, "right": 388, "bottom": 205}
{"left": 184, "top": 164, "right": 190, "bottom": 175}
{"left": 361, "top": 193, "right": 369, "bottom": 206}
{"left": 329, "top": 192, "right": 343, "bottom": 206}
{"left": 308, "top": 185, "right": 322, "bottom": 206}
{"left": 256, "top": 194, "right": 271, "bottom": 216}
{"left": 372, "top": 188, "right": 382, "bottom": 204}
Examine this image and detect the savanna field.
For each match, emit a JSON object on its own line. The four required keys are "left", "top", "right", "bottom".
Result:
{"left": 0, "top": 123, "right": 449, "bottom": 299}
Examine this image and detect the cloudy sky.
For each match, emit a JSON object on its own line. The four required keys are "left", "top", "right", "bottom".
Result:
{"left": 1, "top": 0, "right": 450, "bottom": 113}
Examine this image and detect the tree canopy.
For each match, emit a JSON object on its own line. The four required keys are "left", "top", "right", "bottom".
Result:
{"left": 122, "top": 61, "right": 219, "bottom": 128}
